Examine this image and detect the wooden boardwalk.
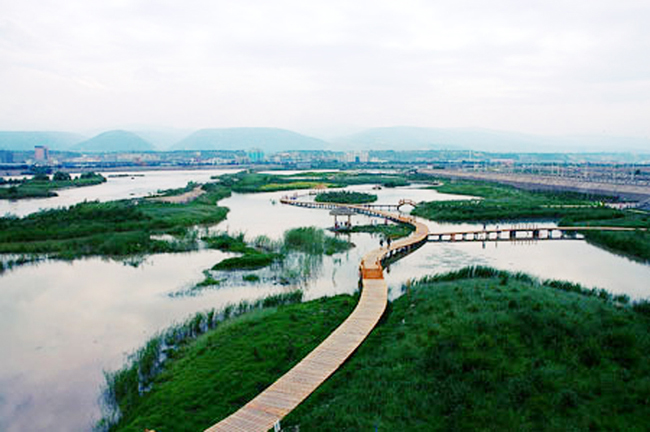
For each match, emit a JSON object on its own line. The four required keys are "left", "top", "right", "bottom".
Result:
{"left": 205, "top": 199, "right": 429, "bottom": 432}
{"left": 429, "top": 226, "right": 648, "bottom": 243}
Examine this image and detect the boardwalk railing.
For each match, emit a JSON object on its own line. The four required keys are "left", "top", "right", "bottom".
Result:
{"left": 428, "top": 226, "right": 647, "bottom": 243}
{"left": 205, "top": 197, "right": 429, "bottom": 432}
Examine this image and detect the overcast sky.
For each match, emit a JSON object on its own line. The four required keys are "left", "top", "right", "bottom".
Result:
{"left": 1, "top": 0, "right": 649, "bottom": 138}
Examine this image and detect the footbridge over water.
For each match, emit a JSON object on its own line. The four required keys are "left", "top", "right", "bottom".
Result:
{"left": 429, "top": 226, "right": 647, "bottom": 243}
{"left": 205, "top": 197, "right": 429, "bottom": 432}
{"left": 204, "top": 197, "right": 645, "bottom": 431}
{"left": 296, "top": 195, "right": 420, "bottom": 212}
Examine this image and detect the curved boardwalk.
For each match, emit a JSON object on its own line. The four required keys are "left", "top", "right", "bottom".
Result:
{"left": 205, "top": 198, "right": 429, "bottom": 432}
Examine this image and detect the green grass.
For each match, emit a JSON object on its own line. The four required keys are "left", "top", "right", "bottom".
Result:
{"left": 320, "top": 172, "right": 410, "bottom": 188}
{"left": 0, "top": 171, "right": 106, "bottom": 199}
{"left": 414, "top": 178, "right": 650, "bottom": 262}
{"left": 339, "top": 223, "right": 414, "bottom": 240}
{"left": 214, "top": 171, "right": 331, "bottom": 193}
{"left": 213, "top": 170, "right": 413, "bottom": 193}
{"left": 207, "top": 227, "right": 352, "bottom": 272}
{"left": 0, "top": 255, "right": 42, "bottom": 273}
{"left": 243, "top": 274, "right": 260, "bottom": 282}
{"left": 211, "top": 252, "right": 279, "bottom": 270}
{"left": 0, "top": 183, "right": 231, "bottom": 258}
{"left": 283, "top": 226, "right": 352, "bottom": 255}
{"left": 284, "top": 270, "right": 650, "bottom": 431}
{"left": 315, "top": 190, "right": 377, "bottom": 204}
{"left": 415, "top": 179, "right": 618, "bottom": 223}
{"left": 258, "top": 181, "right": 327, "bottom": 191}
{"left": 560, "top": 212, "right": 650, "bottom": 262}
{"left": 100, "top": 292, "right": 354, "bottom": 431}
{"left": 103, "top": 269, "right": 650, "bottom": 431}
{"left": 195, "top": 273, "right": 222, "bottom": 288}
{"left": 581, "top": 229, "right": 650, "bottom": 262}
{"left": 202, "top": 232, "right": 253, "bottom": 254}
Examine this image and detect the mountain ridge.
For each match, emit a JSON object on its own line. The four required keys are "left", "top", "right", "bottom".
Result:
{"left": 171, "top": 127, "right": 329, "bottom": 152}
{"left": 1, "top": 126, "right": 648, "bottom": 154}
{"left": 72, "top": 130, "right": 155, "bottom": 152}
{"left": 331, "top": 126, "right": 650, "bottom": 153}
{"left": 0, "top": 131, "right": 86, "bottom": 151}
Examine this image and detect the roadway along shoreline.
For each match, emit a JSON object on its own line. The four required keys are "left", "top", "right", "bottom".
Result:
{"left": 418, "top": 168, "right": 650, "bottom": 205}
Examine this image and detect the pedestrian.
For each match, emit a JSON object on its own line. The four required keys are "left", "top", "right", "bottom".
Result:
{"left": 379, "top": 239, "right": 384, "bottom": 248}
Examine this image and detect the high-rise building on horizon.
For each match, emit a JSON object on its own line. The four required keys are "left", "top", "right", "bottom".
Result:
{"left": 34, "top": 145, "right": 49, "bottom": 162}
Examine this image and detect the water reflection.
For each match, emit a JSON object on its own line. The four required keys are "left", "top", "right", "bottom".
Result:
{"left": 0, "top": 250, "right": 290, "bottom": 431}
{"left": 0, "top": 168, "right": 240, "bottom": 217}
{"left": 385, "top": 221, "right": 650, "bottom": 300}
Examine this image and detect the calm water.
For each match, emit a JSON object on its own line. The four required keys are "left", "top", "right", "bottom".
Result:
{"left": 1, "top": 172, "right": 649, "bottom": 431}
{"left": 0, "top": 168, "right": 240, "bottom": 217}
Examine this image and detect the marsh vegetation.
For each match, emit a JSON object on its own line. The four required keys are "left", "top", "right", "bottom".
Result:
{"left": 213, "top": 170, "right": 413, "bottom": 193}
{"left": 336, "top": 223, "right": 414, "bottom": 240}
{"left": 99, "top": 291, "right": 309, "bottom": 431}
{"left": 0, "top": 172, "right": 106, "bottom": 199}
{"left": 414, "top": 178, "right": 650, "bottom": 262}
{"left": 315, "top": 190, "right": 377, "bottom": 204}
{"left": 0, "top": 183, "right": 230, "bottom": 258}
{"left": 100, "top": 268, "right": 650, "bottom": 431}
{"left": 187, "top": 227, "right": 354, "bottom": 292}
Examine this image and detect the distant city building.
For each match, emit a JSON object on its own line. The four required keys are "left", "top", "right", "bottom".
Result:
{"left": 345, "top": 151, "right": 369, "bottom": 163}
{"left": 0, "top": 150, "right": 13, "bottom": 163}
{"left": 248, "top": 148, "right": 265, "bottom": 163}
{"left": 34, "top": 145, "right": 49, "bottom": 161}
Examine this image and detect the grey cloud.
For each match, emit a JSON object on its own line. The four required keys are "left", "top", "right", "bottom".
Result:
{"left": 0, "top": 0, "right": 649, "bottom": 138}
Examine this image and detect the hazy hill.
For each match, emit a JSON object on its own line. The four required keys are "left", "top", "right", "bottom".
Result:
{"left": 171, "top": 128, "right": 329, "bottom": 152}
{"left": 0, "top": 131, "right": 85, "bottom": 151}
{"left": 333, "top": 126, "right": 650, "bottom": 153}
{"left": 132, "top": 128, "right": 195, "bottom": 151}
{"left": 72, "top": 130, "right": 155, "bottom": 153}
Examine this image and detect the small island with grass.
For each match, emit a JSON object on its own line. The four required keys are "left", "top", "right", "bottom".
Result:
{"left": 334, "top": 222, "right": 414, "bottom": 240}
{"left": 413, "top": 178, "right": 650, "bottom": 263}
{"left": 0, "top": 182, "right": 231, "bottom": 258}
{"left": 0, "top": 171, "right": 106, "bottom": 200}
{"left": 315, "top": 190, "right": 377, "bottom": 204}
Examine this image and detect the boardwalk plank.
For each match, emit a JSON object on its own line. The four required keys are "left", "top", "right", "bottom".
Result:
{"left": 204, "top": 198, "right": 429, "bottom": 432}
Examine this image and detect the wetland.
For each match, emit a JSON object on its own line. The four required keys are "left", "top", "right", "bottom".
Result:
{"left": 0, "top": 169, "right": 649, "bottom": 431}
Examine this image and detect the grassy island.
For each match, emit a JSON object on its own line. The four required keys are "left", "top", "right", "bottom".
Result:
{"left": 185, "top": 227, "right": 353, "bottom": 292}
{"left": 100, "top": 268, "right": 650, "bottom": 431}
{"left": 414, "top": 179, "right": 650, "bottom": 262}
{"left": 0, "top": 171, "right": 106, "bottom": 199}
{"left": 315, "top": 190, "right": 377, "bottom": 204}
{"left": 0, "top": 183, "right": 230, "bottom": 258}
{"left": 336, "top": 223, "right": 414, "bottom": 239}
{"left": 213, "top": 170, "right": 413, "bottom": 193}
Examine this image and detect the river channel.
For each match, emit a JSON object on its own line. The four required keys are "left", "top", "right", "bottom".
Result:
{"left": 1, "top": 170, "right": 649, "bottom": 431}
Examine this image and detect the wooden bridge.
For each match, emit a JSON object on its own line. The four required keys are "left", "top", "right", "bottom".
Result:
{"left": 205, "top": 197, "right": 429, "bottom": 432}
{"left": 351, "top": 198, "right": 419, "bottom": 211}
{"left": 204, "top": 196, "right": 645, "bottom": 431}
{"left": 428, "top": 226, "right": 647, "bottom": 243}
{"left": 281, "top": 195, "right": 419, "bottom": 216}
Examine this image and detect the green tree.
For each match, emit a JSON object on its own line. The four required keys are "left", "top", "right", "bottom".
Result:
{"left": 53, "top": 171, "right": 72, "bottom": 181}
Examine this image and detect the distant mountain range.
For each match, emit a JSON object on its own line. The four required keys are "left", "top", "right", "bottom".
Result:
{"left": 0, "top": 131, "right": 86, "bottom": 151}
{"left": 0, "top": 126, "right": 648, "bottom": 154}
{"left": 72, "top": 130, "right": 155, "bottom": 152}
{"left": 170, "top": 128, "right": 328, "bottom": 153}
{"left": 330, "top": 126, "right": 650, "bottom": 153}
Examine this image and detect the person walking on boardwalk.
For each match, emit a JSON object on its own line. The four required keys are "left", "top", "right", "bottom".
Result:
{"left": 379, "top": 238, "right": 384, "bottom": 248}
{"left": 387, "top": 237, "right": 392, "bottom": 249}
